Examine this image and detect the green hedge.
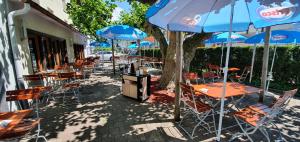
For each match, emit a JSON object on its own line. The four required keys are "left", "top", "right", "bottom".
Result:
{"left": 140, "top": 49, "right": 162, "bottom": 58}
{"left": 142, "top": 47, "right": 300, "bottom": 95}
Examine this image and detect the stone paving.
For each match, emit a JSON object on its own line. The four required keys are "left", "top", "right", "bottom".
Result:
{"left": 23, "top": 64, "right": 300, "bottom": 142}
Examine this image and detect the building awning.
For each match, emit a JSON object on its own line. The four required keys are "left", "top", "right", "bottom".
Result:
{"left": 25, "top": 0, "right": 81, "bottom": 34}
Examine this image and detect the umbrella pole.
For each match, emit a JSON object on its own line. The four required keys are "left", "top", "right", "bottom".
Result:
{"left": 112, "top": 39, "right": 116, "bottom": 75}
{"left": 174, "top": 31, "right": 183, "bottom": 121}
{"left": 260, "top": 26, "right": 271, "bottom": 102}
{"left": 137, "top": 39, "right": 141, "bottom": 66}
{"left": 249, "top": 44, "right": 257, "bottom": 83}
{"left": 266, "top": 44, "right": 277, "bottom": 93}
{"left": 216, "top": 1, "right": 234, "bottom": 141}
{"left": 220, "top": 43, "right": 224, "bottom": 68}
{"left": 153, "top": 47, "right": 155, "bottom": 59}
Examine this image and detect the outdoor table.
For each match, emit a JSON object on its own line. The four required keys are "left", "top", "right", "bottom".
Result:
{"left": 0, "top": 110, "right": 32, "bottom": 138}
{"left": 220, "top": 67, "right": 240, "bottom": 72}
{"left": 193, "top": 82, "right": 261, "bottom": 108}
{"left": 227, "top": 67, "right": 240, "bottom": 72}
{"left": 193, "top": 82, "right": 261, "bottom": 132}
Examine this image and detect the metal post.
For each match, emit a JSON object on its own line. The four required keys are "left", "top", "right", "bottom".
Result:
{"left": 216, "top": 0, "right": 235, "bottom": 141}
{"left": 260, "top": 26, "right": 271, "bottom": 102}
{"left": 111, "top": 39, "right": 116, "bottom": 75}
{"left": 137, "top": 39, "right": 141, "bottom": 66}
{"left": 266, "top": 43, "right": 277, "bottom": 93}
{"left": 174, "top": 32, "right": 183, "bottom": 121}
{"left": 249, "top": 30, "right": 260, "bottom": 83}
{"left": 220, "top": 43, "right": 224, "bottom": 68}
{"left": 249, "top": 44, "right": 257, "bottom": 83}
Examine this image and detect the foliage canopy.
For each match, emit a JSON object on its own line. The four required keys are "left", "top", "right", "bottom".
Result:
{"left": 67, "top": 0, "right": 117, "bottom": 39}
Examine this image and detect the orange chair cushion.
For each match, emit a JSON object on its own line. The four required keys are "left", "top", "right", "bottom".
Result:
{"left": 234, "top": 107, "right": 265, "bottom": 127}
{"left": 63, "top": 83, "right": 80, "bottom": 88}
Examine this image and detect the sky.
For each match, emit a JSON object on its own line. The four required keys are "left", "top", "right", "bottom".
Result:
{"left": 111, "top": 1, "right": 131, "bottom": 21}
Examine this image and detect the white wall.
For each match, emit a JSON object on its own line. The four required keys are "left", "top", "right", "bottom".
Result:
{"left": 33, "top": 0, "right": 72, "bottom": 24}
{"left": 15, "top": 8, "right": 86, "bottom": 73}
{"left": 0, "top": 0, "right": 17, "bottom": 111}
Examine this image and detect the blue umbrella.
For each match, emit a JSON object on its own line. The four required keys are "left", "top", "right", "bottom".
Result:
{"left": 89, "top": 41, "right": 111, "bottom": 47}
{"left": 128, "top": 44, "right": 138, "bottom": 49}
{"left": 96, "top": 25, "right": 147, "bottom": 74}
{"left": 205, "top": 32, "right": 247, "bottom": 44}
{"left": 206, "top": 32, "right": 247, "bottom": 67}
{"left": 245, "top": 30, "right": 300, "bottom": 44}
{"left": 96, "top": 25, "right": 147, "bottom": 40}
{"left": 146, "top": 0, "right": 300, "bottom": 140}
{"left": 146, "top": 0, "right": 300, "bottom": 33}
{"left": 140, "top": 41, "right": 154, "bottom": 47}
{"left": 246, "top": 30, "right": 300, "bottom": 88}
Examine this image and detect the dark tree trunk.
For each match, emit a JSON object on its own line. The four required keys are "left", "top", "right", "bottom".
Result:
{"left": 183, "top": 33, "right": 212, "bottom": 73}
{"left": 159, "top": 32, "right": 176, "bottom": 88}
{"left": 144, "top": 22, "right": 168, "bottom": 60}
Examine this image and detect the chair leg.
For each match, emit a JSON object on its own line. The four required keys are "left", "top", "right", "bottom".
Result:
{"left": 259, "top": 127, "right": 270, "bottom": 142}
{"left": 233, "top": 116, "right": 255, "bottom": 142}
{"left": 271, "top": 123, "right": 284, "bottom": 141}
{"left": 191, "top": 120, "right": 202, "bottom": 138}
{"left": 73, "top": 89, "right": 80, "bottom": 103}
{"left": 63, "top": 92, "right": 66, "bottom": 104}
{"left": 212, "top": 110, "right": 217, "bottom": 135}
{"left": 35, "top": 123, "right": 47, "bottom": 142}
{"left": 179, "top": 109, "right": 192, "bottom": 126}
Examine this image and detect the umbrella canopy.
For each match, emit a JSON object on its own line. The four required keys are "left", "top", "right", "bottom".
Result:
{"left": 246, "top": 30, "right": 300, "bottom": 87}
{"left": 205, "top": 32, "right": 247, "bottom": 67}
{"left": 140, "top": 41, "right": 154, "bottom": 47}
{"left": 128, "top": 41, "right": 154, "bottom": 49}
{"left": 146, "top": 0, "right": 300, "bottom": 33}
{"left": 245, "top": 30, "right": 300, "bottom": 44}
{"left": 96, "top": 25, "right": 147, "bottom": 75}
{"left": 96, "top": 25, "right": 147, "bottom": 40}
{"left": 205, "top": 32, "right": 247, "bottom": 44}
{"left": 89, "top": 41, "right": 111, "bottom": 47}
{"left": 128, "top": 44, "right": 138, "bottom": 49}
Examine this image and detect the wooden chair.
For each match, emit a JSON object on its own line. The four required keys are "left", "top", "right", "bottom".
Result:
{"left": 23, "top": 74, "right": 45, "bottom": 88}
{"left": 208, "top": 64, "right": 221, "bottom": 77}
{"left": 178, "top": 83, "right": 216, "bottom": 139}
{"left": 0, "top": 110, "right": 46, "bottom": 141}
{"left": 6, "top": 89, "right": 41, "bottom": 117}
{"left": 202, "top": 71, "right": 219, "bottom": 83}
{"left": 57, "top": 72, "right": 80, "bottom": 103}
{"left": 230, "top": 66, "right": 251, "bottom": 83}
{"left": 183, "top": 72, "right": 200, "bottom": 85}
{"left": 230, "top": 89, "right": 298, "bottom": 142}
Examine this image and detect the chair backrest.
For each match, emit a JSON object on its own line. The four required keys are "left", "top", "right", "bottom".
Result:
{"left": 238, "top": 66, "right": 251, "bottom": 82}
{"left": 58, "top": 72, "right": 76, "bottom": 79}
{"left": 271, "top": 89, "right": 298, "bottom": 110}
{"left": 23, "top": 74, "right": 44, "bottom": 88}
{"left": 183, "top": 72, "right": 199, "bottom": 84}
{"left": 180, "top": 83, "right": 197, "bottom": 109}
{"left": 6, "top": 88, "right": 40, "bottom": 102}
{"left": 83, "top": 61, "right": 95, "bottom": 66}
{"left": 202, "top": 71, "right": 216, "bottom": 83}
{"left": 54, "top": 65, "right": 65, "bottom": 70}
{"left": 257, "top": 89, "right": 298, "bottom": 127}
{"left": 209, "top": 64, "right": 220, "bottom": 71}
{"left": 184, "top": 72, "right": 198, "bottom": 80}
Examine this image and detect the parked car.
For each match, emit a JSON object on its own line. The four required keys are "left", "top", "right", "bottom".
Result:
{"left": 98, "top": 51, "right": 113, "bottom": 61}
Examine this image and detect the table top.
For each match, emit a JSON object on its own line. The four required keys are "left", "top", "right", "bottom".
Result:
{"left": 193, "top": 82, "right": 261, "bottom": 99}
{"left": 228, "top": 67, "right": 240, "bottom": 72}
{"left": 0, "top": 110, "right": 32, "bottom": 137}
{"left": 220, "top": 67, "right": 240, "bottom": 72}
